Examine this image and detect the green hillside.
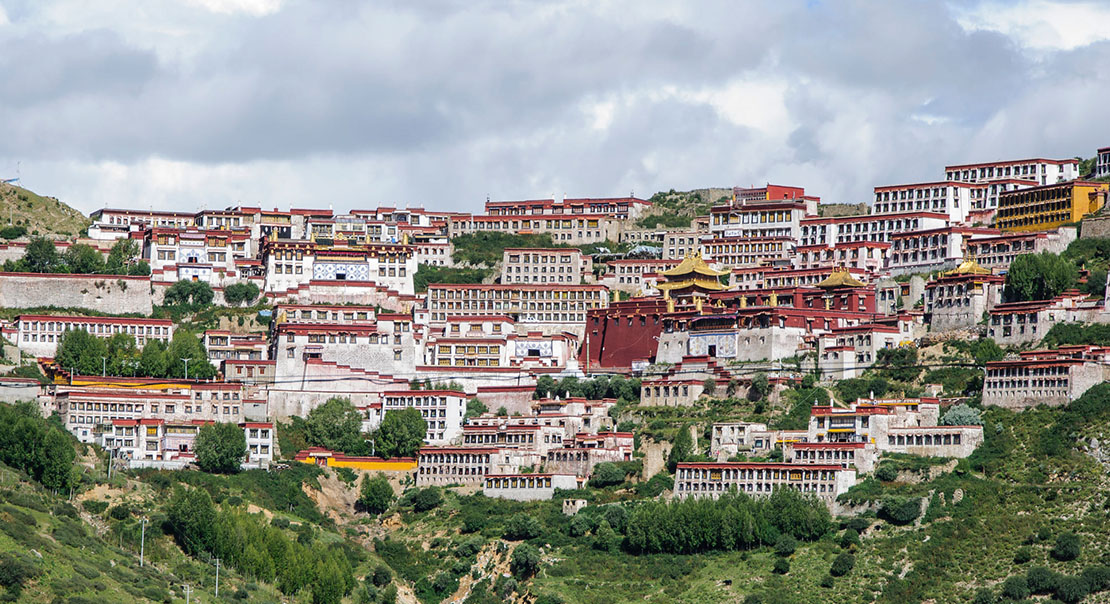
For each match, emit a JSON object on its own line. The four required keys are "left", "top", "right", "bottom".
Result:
{"left": 0, "top": 183, "right": 90, "bottom": 239}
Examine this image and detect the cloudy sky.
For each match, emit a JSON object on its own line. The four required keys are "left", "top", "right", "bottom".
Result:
{"left": 1, "top": 0, "right": 1109, "bottom": 215}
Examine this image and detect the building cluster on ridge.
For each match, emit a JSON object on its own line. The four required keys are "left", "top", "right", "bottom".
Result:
{"left": 2, "top": 147, "right": 1109, "bottom": 505}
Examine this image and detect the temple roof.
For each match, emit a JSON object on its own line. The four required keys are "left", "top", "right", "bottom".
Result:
{"left": 661, "top": 251, "right": 729, "bottom": 279}
{"left": 656, "top": 278, "right": 727, "bottom": 292}
{"left": 816, "top": 269, "right": 866, "bottom": 288}
{"left": 943, "top": 258, "right": 992, "bottom": 277}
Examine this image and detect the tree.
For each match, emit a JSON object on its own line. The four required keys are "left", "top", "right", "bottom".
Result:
{"left": 465, "top": 398, "right": 488, "bottom": 419}
{"left": 1052, "top": 532, "right": 1081, "bottom": 561}
{"left": 666, "top": 425, "right": 693, "bottom": 472}
{"left": 593, "top": 519, "right": 620, "bottom": 552}
{"left": 139, "top": 339, "right": 169, "bottom": 377}
{"left": 305, "top": 397, "right": 365, "bottom": 453}
{"left": 1054, "top": 576, "right": 1089, "bottom": 604}
{"left": 503, "top": 514, "right": 543, "bottom": 540}
{"left": 1004, "top": 251, "right": 1078, "bottom": 302}
{"left": 40, "top": 427, "right": 76, "bottom": 491}
{"left": 359, "top": 474, "right": 394, "bottom": 515}
{"left": 749, "top": 373, "right": 770, "bottom": 401}
{"left": 164, "top": 279, "right": 215, "bottom": 307}
{"left": 21, "top": 236, "right": 61, "bottom": 273}
{"left": 55, "top": 328, "right": 109, "bottom": 376}
{"left": 165, "top": 330, "right": 216, "bottom": 379}
{"left": 105, "top": 238, "right": 141, "bottom": 274}
{"left": 772, "top": 557, "right": 790, "bottom": 574}
{"left": 194, "top": 422, "right": 247, "bottom": 473}
{"left": 376, "top": 408, "right": 427, "bottom": 459}
{"left": 510, "top": 543, "right": 540, "bottom": 579}
{"left": 588, "top": 462, "right": 626, "bottom": 488}
{"left": 0, "top": 225, "right": 26, "bottom": 240}
{"left": 166, "top": 486, "right": 217, "bottom": 555}
{"left": 603, "top": 505, "right": 628, "bottom": 533}
{"left": 702, "top": 377, "right": 717, "bottom": 397}
{"left": 941, "top": 404, "right": 982, "bottom": 426}
{"left": 105, "top": 332, "right": 139, "bottom": 376}
{"left": 62, "top": 243, "right": 105, "bottom": 274}
{"left": 1026, "top": 566, "right": 1058, "bottom": 594}
{"left": 409, "top": 487, "right": 442, "bottom": 512}
{"left": 223, "top": 282, "right": 261, "bottom": 306}
{"left": 496, "top": 406, "right": 508, "bottom": 416}
{"left": 774, "top": 534, "right": 797, "bottom": 557}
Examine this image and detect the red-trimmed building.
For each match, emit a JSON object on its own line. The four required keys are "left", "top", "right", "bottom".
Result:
{"left": 983, "top": 346, "right": 1110, "bottom": 409}
{"left": 673, "top": 462, "right": 856, "bottom": 504}
{"left": 15, "top": 314, "right": 173, "bottom": 359}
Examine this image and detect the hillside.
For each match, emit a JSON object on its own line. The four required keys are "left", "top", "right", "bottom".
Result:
{"left": 636, "top": 188, "right": 732, "bottom": 229}
{"left": 819, "top": 202, "right": 869, "bottom": 217}
{"left": 0, "top": 183, "right": 90, "bottom": 238}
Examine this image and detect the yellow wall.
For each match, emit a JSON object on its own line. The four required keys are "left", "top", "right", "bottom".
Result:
{"left": 997, "top": 182, "right": 1108, "bottom": 232}
{"left": 296, "top": 457, "right": 416, "bottom": 472}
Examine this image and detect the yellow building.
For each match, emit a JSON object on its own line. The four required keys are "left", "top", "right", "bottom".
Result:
{"left": 995, "top": 180, "right": 1108, "bottom": 232}
{"left": 656, "top": 251, "right": 729, "bottom": 299}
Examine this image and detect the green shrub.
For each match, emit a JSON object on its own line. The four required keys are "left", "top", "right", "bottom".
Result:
{"left": 772, "top": 558, "right": 790, "bottom": 574}
{"left": 409, "top": 487, "right": 443, "bottom": 512}
{"left": 1027, "top": 565, "right": 1059, "bottom": 594}
{"left": 510, "top": 543, "right": 540, "bottom": 579}
{"left": 839, "top": 528, "right": 860, "bottom": 549}
{"left": 0, "top": 553, "right": 40, "bottom": 588}
{"left": 1053, "top": 575, "right": 1090, "bottom": 604}
{"left": 829, "top": 553, "right": 854, "bottom": 577}
{"left": 1081, "top": 565, "right": 1110, "bottom": 591}
{"left": 879, "top": 497, "right": 920, "bottom": 526}
{"left": 503, "top": 514, "right": 542, "bottom": 541}
{"left": 875, "top": 465, "right": 898, "bottom": 482}
{"left": 819, "top": 575, "right": 834, "bottom": 588}
{"left": 1013, "top": 546, "right": 1033, "bottom": 564}
{"left": 774, "top": 534, "right": 797, "bottom": 557}
{"left": 1052, "top": 532, "right": 1081, "bottom": 561}
{"left": 1000, "top": 575, "right": 1029, "bottom": 600}
{"left": 971, "top": 587, "right": 995, "bottom": 604}
{"left": 107, "top": 504, "right": 131, "bottom": 520}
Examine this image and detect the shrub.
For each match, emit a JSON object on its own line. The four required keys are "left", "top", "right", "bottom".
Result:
{"left": 359, "top": 474, "right": 395, "bottom": 515}
{"left": 409, "top": 487, "right": 443, "bottom": 512}
{"left": 844, "top": 517, "right": 871, "bottom": 533}
{"left": 510, "top": 543, "right": 540, "bottom": 579}
{"left": 568, "top": 514, "right": 593, "bottom": 537}
{"left": 1000, "top": 575, "right": 1029, "bottom": 600}
{"left": 370, "top": 564, "right": 392, "bottom": 587}
{"left": 875, "top": 465, "right": 898, "bottom": 482}
{"left": 503, "top": 514, "right": 543, "bottom": 541}
{"left": 774, "top": 534, "right": 797, "bottom": 557}
{"left": 879, "top": 497, "right": 921, "bottom": 526}
{"left": 829, "top": 553, "right": 854, "bottom": 577}
{"left": 819, "top": 575, "right": 834, "bottom": 588}
{"left": 772, "top": 557, "right": 790, "bottom": 574}
{"left": 1013, "top": 546, "right": 1033, "bottom": 564}
{"left": 271, "top": 517, "right": 290, "bottom": 529}
{"left": 1081, "top": 565, "right": 1110, "bottom": 591}
{"left": 589, "top": 462, "right": 627, "bottom": 488}
{"left": 839, "top": 529, "right": 860, "bottom": 549}
{"left": 223, "top": 282, "right": 260, "bottom": 306}
{"left": 107, "top": 504, "right": 131, "bottom": 521}
{"left": 83, "top": 500, "right": 109, "bottom": 514}
{"left": 1053, "top": 575, "right": 1090, "bottom": 604}
{"left": 0, "top": 553, "right": 40, "bottom": 588}
{"left": 1052, "top": 532, "right": 1081, "bottom": 561}
{"left": 1026, "top": 566, "right": 1059, "bottom": 594}
{"left": 971, "top": 587, "right": 994, "bottom": 604}
{"left": 603, "top": 505, "right": 628, "bottom": 534}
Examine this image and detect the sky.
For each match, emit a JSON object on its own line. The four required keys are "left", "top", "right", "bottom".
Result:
{"left": 1, "top": 0, "right": 1109, "bottom": 215}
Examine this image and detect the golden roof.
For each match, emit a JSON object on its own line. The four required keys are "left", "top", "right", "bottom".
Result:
{"left": 943, "top": 258, "right": 991, "bottom": 277}
{"left": 661, "top": 251, "right": 728, "bottom": 279}
{"left": 655, "top": 278, "right": 726, "bottom": 292}
{"left": 816, "top": 268, "right": 866, "bottom": 288}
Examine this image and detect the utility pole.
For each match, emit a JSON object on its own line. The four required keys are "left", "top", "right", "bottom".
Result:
{"left": 214, "top": 557, "right": 220, "bottom": 598}
{"left": 183, "top": 584, "right": 192, "bottom": 604}
{"left": 182, "top": 358, "right": 190, "bottom": 381}
{"left": 140, "top": 517, "right": 147, "bottom": 567}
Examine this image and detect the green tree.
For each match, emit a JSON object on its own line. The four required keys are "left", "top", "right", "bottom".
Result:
{"left": 21, "top": 236, "right": 61, "bottom": 273}
{"left": 376, "top": 408, "right": 427, "bottom": 459}
{"left": 194, "top": 422, "right": 247, "bottom": 473}
{"left": 223, "top": 282, "right": 261, "bottom": 306}
{"left": 166, "top": 486, "right": 217, "bottom": 556}
{"left": 164, "top": 330, "right": 216, "bottom": 379}
{"left": 465, "top": 398, "right": 488, "bottom": 419}
{"left": 941, "top": 403, "right": 982, "bottom": 426}
{"left": 312, "top": 557, "right": 349, "bottom": 604}
{"left": 164, "top": 279, "right": 215, "bottom": 307}
{"left": 305, "top": 397, "right": 365, "bottom": 453}
{"left": 409, "top": 487, "right": 442, "bottom": 512}
{"left": 749, "top": 373, "right": 770, "bottom": 401}
{"left": 105, "top": 238, "right": 141, "bottom": 274}
{"left": 1000, "top": 575, "right": 1030, "bottom": 600}
{"left": 503, "top": 514, "right": 543, "bottom": 540}
{"left": 702, "top": 377, "right": 717, "bottom": 397}
{"left": 829, "top": 553, "right": 854, "bottom": 577}
{"left": 40, "top": 427, "right": 76, "bottom": 491}
{"left": 139, "top": 339, "right": 169, "bottom": 377}
{"left": 54, "top": 328, "right": 109, "bottom": 376}
{"left": 1004, "top": 251, "right": 1078, "bottom": 302}
{"left": 666, "top": 425, "right": 693, "bottom": 472}
{"left": 62, "top": 243, "right": 105, "bottom": 274}
{"left": 359, "top": 474, "right": 394, "bottom": 515}
{"left": 105, "top": 332, "right": 140, "bottom": 376}
{"left": 510, "top": 543, "right": 540, "bottom": 579}
{"left": 593, "top": 519, "right": 620, "bottom": 552}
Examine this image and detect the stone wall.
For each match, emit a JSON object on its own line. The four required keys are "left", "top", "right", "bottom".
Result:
{"left": 0, "top": 272, "right": 153, "bottom": 314}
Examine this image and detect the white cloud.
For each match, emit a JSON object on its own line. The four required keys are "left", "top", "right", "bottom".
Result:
{"left": 184, "top": 0, "right": 283, "bottom": 17}
{"left": 953, "top": 0, "right": 1110, "bottom": 51}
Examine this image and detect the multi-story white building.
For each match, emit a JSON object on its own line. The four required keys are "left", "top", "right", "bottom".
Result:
{"left": 262, "top": 239, "right": 416, "bottom": 296}
{"left": 482, "top": 473, "right": 581, "bottom": 501}
{"left": 484, "top": 196, "right": 652, "bottom": 221}
{"left": 422, "top": 316, "right": 578, "bottom": 370}
{"left": 799, "top": 212, "right": 950, "bottom": 248}
{"left": 146, "top": 228, "right": 253, "bottom": 286}
{"left": 886, "top": 226, "right": 997, "bottom": 275}
{"left": 964, "top": 227, "right": 1076, "bottom": 273}
{"left": 700, "top": 236, "right": 792, "bottom": 268}
{"left": 374, "top": 390, "right": 469, "bottom": 444}
{"left": 15, "top": 315, "right": 174, "bottom": 358}
{"left": 101, "top": 418, "right": 273, "bottom": 469}
{"left": 500, "top": 248, "right": 591, "bottom": 284}
{"left": 1097, "top": 147, "right": 1110, "bottom": 179}
{"left": 663, "top": 230, "right": 702, "bottom": 260}
{"left": 945, "top": 158, "right": 1080, "bottom": 187}
{"left": 673, "top": 462, "right": 857, "bottom": 504}
{"left": 424, "top": 283, "right": 608, "bottom": 326}
{"left": 983, "top": 346, "right": 1110, "bottom": 409}
{"left": 272, "top": 310, "right": 416, "bottom": 379}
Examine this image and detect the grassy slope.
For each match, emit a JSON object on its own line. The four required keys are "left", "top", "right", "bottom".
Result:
{"left": 0, "top": 183, "right": 90, "bottom": 238}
